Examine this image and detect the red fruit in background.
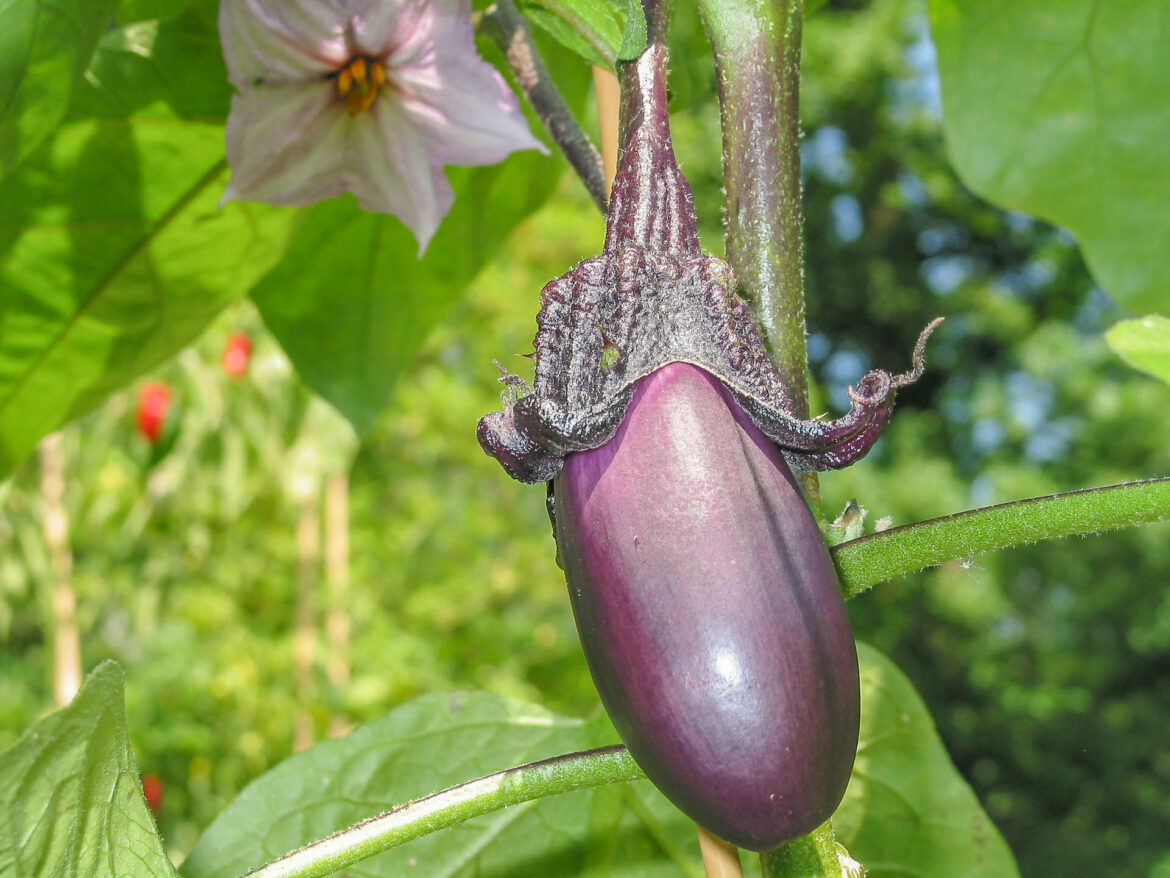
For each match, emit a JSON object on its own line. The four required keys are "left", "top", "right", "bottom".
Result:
{"left": 136, "top": 382, "right": 172, "bottom": 444}
{"left": 142, "top": 773, "right": 164, "bottom": 816}
{"left": 221, "top": 332, "right": 253, "bottom": 379}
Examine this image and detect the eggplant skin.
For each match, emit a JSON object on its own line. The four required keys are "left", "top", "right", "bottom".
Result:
{"left": 554, "top": 362, "right": 859, "bottom": 851}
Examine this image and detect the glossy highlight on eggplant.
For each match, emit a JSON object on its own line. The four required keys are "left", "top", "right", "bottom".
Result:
{"left": 554, "top": 362, "right": 860, "bottom": 851}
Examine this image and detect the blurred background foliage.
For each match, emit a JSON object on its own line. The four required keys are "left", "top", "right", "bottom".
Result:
{"left": 1, "top": 0, "right": 1167, "bottom": 875}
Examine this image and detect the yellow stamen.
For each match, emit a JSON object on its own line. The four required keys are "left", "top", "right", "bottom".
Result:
{"left": 350, "top": 56, "right": 368, "bottom": 85}
{"left": 345, "top": 88, "right": 379, "bottom": 116}
{"left": 336, "top": 56, "right": 386, "bottom": 117}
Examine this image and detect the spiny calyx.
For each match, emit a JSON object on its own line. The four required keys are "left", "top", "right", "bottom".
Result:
{"left": 476, "top": 37, "right": 938, "bottom": 485}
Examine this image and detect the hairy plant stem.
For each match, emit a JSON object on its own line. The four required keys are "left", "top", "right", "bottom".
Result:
{"left": 699, "top": 0, "right": 820, "bottom": 516}
{"left": 480, "top": 0, "right": 609, "bottom": 211}
{"left": 701, "top": 0, "right": 808, "bottom": 417}
{"left": 238, "top": 746, "right": 643, "bottom": 878}
{"left": 761, "top": 823, "right": 844, "bottom": 878}
{"left": 833, "top": 476, "right": 1170, "bottom": 599}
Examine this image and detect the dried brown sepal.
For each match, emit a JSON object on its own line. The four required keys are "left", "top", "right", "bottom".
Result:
{"left": 476, "top": 8, "right": 938, "bottom": 484}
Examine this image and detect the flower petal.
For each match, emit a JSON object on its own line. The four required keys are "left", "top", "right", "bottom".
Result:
{"left": 222, "top": 82, "right": 351, "bottom": 206}
{"left": 342, "top": 0, "right": 427, "bottom": 58}
{"left": 398, "top": 80, "right": 547, "bottom": 167}
{"left": 388, "top": 0, "right": 547, "bottom": 166}
{"left": 389, "top": 0, "right": 471, "bottom": 65}
{"left": 345, "top": 105, "right": 453, "bottom": 253}
{"left": 219, "top": 0, "right": 349, "bottom": 86}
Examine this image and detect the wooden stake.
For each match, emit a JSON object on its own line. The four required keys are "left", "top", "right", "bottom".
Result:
{"left": 40, "top": 432, "right": 81, "bottom": 706}
{"left": 698, "top": 827, "right": 744, "bottom": 878}
{"left": 593, "top": 65, "right": 621, "bottom": 196}
{"left": 324, "top": 470, "right": 352, "bottom": 739}
{"left": 293, "top": 487, "right": 320, "bottom": 752}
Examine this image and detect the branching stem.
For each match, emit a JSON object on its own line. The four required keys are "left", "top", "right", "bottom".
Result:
{"left": 832, "top": 477, "right": 1170, "bottom": 598}
{"left": 238, "top": 746, "right": 643, "bottom": 878}
{"left": 481, "top": 0, "right": 609, "bottom": 211}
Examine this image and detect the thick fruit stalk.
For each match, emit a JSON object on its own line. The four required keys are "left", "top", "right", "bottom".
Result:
{"left": 554, "top": 362, "right": 860, "bottom": 851}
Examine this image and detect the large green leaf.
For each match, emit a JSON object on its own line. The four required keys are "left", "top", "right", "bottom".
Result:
{"left": 75, "top": 1, "right": 232, "bottom": 121}
{"left": 0, "top": 661, "right": 176, "bottom": 878}
{"left": 182, "top": 645, "right": 1013, "bottom": 878}
{"left": 0, "top": 0, "right": 116, "bottom": 180}
{"left": 0, "top": 7, "right": 291, "bottom": 479}
{"left": 929, "top": 1, "right": 1170, "bottom": 312}
{"left": 0, "top": 116, "right": 288, "bottom": 478}
{"left": 836, "top": 643, "right": 1020, "bottom": 878}
{"left": 250, "top": 40, "right": 593, "bottom": 435}
{"left": 1105, "top": 314, "right": 1170, "bottom": 386}
{"left": 251, "top": 159, "right": 548, "bottom": 435}
{"left": 115, "top": 0, "right": 194, "bottom": 25}
{"left": 519, "top": 0, "right": 646, "bottom": 68}
{"left": 180, "top": 693, "right": 704, "bottom": 878}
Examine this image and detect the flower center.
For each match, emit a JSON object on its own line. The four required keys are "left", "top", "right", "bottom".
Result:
{"left": 336, "top": 56, "right": 387, "bottom": 117}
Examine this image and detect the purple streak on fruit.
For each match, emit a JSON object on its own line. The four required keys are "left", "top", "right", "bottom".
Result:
{"left": 554, "top": 361, "right": 860, "bottom": 851}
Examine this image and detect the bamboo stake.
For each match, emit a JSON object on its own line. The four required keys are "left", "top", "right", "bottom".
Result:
{"left": 324, "top": 470, "right": 351, "bottom": 739}
{"left": 698, "top": 828, "right": 745, "bottom": 878}
{"left": 39, "top": 432, "right": 81, "bottom": 706}
{"left": 593, "top": 65, "right": 621, "bottom": 196}
{"left": 293, "top": 486, "right": 320, "bottom": 753}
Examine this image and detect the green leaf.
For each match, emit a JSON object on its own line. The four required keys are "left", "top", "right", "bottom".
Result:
{"left": 251, "top": 40, "right": 592, "bottom": 435}
{"left": 519, "top": 0, "right": 645, "bottom": 68}
{"left": 929, "top": 1, "right": 1170, "bottom": 312}
{"left": 183, "top": 647, "right": 1012, "bottom": 878}
{"left": 180, "top": 693, "right": 704, "bottom": 878}
{"left": 0, "top": 9, "right": 291, "bottom": 480}
{"left": 76, "top": 2, "right": 232, "bottom": 120}
{"left": 521, "top": 3, "right": 610, "bottom": 68}
{"left": 116, "top": 0, "right": 194, "bottom": 25}
{"left": 836, "top": 643, "right": 1020, "bottom": 878}
{"left": 0, "top": 0, "right": 116, "bottom": 181}
{"left": 251, "top": 157, "right": 550, "bottom": 435}
{"left": 0, "top": 661, "right": 176, "bottom": 878}
{"left": 1105, "top": 314, "right": 1170, "bottom": 386}
{"left": 0, "top": 116, "right": 290, "bottom": 479}
{"left": 615, "top": 0, "right": 648, "bottom": 62}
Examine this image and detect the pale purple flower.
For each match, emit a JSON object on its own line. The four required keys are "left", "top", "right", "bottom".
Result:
{"left": 219, "top": 0, "right": 547, "bottom": 252}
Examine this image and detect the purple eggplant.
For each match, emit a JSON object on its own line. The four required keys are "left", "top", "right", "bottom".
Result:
{"left": 553, "top": 362, "right": 859, "bottom": 851}
{"left": 477, "top": 0, "right": 936, "bottom": 849}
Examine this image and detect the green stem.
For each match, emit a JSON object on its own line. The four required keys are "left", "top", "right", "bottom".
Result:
{"left": 238, "top": 746, "right": 643, "bottom": 878}
{"left": 761, "top": 823, "right": 844, "bottom": 878}
{"left": 832, "top": 477, "right": 1170, "bottom": 600}
{"left": 700, "top": 0, "right": 808, "bottom": 417}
